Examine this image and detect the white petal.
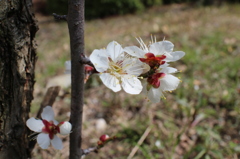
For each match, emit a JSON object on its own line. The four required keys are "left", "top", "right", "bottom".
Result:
{"left": 160, "top": 63, "right": 169, "bottom": 68}
{"left": 106, "top": 41, "right": 124, "bottom": 61}
{"left": 99, "top": 73, "right": 121, "bottom": 92}
{"left": 90, "top": 49, "right": 109, "bottom": 72}
{"left": 41, "top": 106, "right": 55, "bottom": 121}
{"left": 123, "top": 58, "right": 144, "bottom": 76}
{"left": 124, "top": 46, "right": 146, "bottom": 58}
{"left": 165, "top": 51, "right": 185, "bottom": 62}
{"left": 51, "top": 135, "right": 63, "bottom": 150}
{"left": 160, "top": 74, "right": 180, "bottom": 91}
{"left": 148, "top": 87, "right": 163, "bottom": 103}
{"left": 59, "top": 122, "right": 72, "bottom": 135}
{"left": 121, "top": 76, "right": 142, "bottom": 94}
{"left": 65, "top": 61, "right": 71, "bottom": 74}
{"left": 37, "top": 133, "right": 50, "bottom": 149}
{"left": 161, "top": 67, "right": 178, "bottom": 74}
{"left": 53, "top": 119, "right": 59, "bottom": 125}
{"left": 26, "top": 117, "right": 44, "bottom": 132}
{"left": 149, "top": 41, "right": 174, "bottom": 56}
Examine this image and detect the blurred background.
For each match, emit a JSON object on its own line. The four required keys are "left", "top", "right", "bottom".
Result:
{"left": 31, "top": 0, "right": 240, "bottom": 158}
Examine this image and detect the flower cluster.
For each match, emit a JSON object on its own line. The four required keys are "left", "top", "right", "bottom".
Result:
{"left": 65, "top": 37, "right": 185, "bottom": 103}
{"left": 88, "top": 37, "right": 185, "bottom": 103}
{"left": 26, "top": 106, "right": 72, "bottom": 150}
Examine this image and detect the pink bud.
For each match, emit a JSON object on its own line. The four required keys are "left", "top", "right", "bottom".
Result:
{"left": 85, "top": 65, "right": 94, "bottom": 72}
{"left": 99, "top": 134, "right": 110, "bottom": 142}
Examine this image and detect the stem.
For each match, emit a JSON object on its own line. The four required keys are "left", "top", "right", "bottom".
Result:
{"left": 67, "top": 0, "right": 85, "bottom": 158}
{"left": 52, "top": 13, "right": 67, "bottom": 21}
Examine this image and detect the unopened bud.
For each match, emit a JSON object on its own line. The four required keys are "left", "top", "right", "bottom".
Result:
{"left": 85, "top": 65, "right": 94, "bottom": 72}
{"left": 59, "top": 121, "right": 72, "bottom": 135}
{"left": 99, "top": 134, "right": 110, "bottom": 142}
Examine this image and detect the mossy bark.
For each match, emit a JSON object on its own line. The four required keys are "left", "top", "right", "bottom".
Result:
{"left": 0, "top": 0, "right": 37, "bottom": 158}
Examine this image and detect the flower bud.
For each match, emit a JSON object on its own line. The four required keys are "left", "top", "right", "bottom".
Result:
{"left": 99, "top": 134, "right": 110, "bottom": 142}
{"left": 59, "top": 121, "right": 72, "bottom": 135}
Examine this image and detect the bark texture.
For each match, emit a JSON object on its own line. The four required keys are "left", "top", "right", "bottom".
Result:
{"left": 67, "top": 0, "right": 85, "bottom": 158}
{"left": 0, "top": 0, "right": 38, "bottom": 158}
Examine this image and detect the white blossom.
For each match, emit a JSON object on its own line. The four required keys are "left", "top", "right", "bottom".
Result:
{"left": 90, "top": 41, "right": 145, "bottom": 94}
{"left": 26, "top": 106, "right": 72, "bottom": 150}
{"left": 143, "top": 64, "right": 180, "bottom": 103}
{"left": 124, "top": 37, "right": 185, "bottom": 64}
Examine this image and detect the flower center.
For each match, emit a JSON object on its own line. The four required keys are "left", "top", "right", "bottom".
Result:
{"left": 147, "top": 73, "right": 166, "bottom": 88}
{"left": 139, "top": 53, "right": 166, "bottom": 69}
{"left": 108, "top": 58, "right": 125, "bottom": 76}
{"left": 42, "top": 120, "right": 60, "bottom": 139}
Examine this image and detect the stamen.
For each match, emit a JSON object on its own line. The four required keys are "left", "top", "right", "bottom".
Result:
{"left": 139, "top": 38, "right": 148, "bottom": 51}
{"left": 151, "top": 34, "right": 153, "bottom": 44}
{"left": 136, "top": 37, "right": 144, "bottom": 50}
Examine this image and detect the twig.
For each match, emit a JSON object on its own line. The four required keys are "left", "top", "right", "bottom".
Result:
{"left": 53, "top": 13, "right": 67, "bottom": 21}
{"left": 127, "top": 126, "right": 152, "bottom": 159}
{"left": 36, "top": 86, "right": 61, "bottom": 118}
{"left": 79, "top": 55, "right": 94, "bottom": 67}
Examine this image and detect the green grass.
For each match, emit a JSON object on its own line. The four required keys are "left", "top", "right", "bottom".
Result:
{"left": 33, "top": 4, "right": 240, "bottom": 159}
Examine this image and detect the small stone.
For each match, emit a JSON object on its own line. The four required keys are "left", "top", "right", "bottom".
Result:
{"left": 95, "top": 118, "right": 107, "bottom": 132}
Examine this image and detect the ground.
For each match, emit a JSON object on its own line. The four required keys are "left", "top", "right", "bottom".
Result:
{"left": 30, "top": 3, "right": 240, "bottom": 159}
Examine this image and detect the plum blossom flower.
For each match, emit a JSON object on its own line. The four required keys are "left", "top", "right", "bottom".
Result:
{"left": 26, "top": 106, "right": 72, "bottom": 150}
{"left": 90, "top": 41, "right": 144, "bottom": 94}
{"left": 143, "top": 64, "right": 180, "bottom": 103}
{"left": 124, "top": 37, "right": 185, "bottom": 68}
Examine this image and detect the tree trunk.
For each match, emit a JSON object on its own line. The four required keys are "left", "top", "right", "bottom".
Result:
{"left": 0, "top": 0, "right": 38, "bottom": 158}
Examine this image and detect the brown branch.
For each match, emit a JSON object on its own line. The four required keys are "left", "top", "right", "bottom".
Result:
{"left": 68, "top": 0, "right": 85, "bottom": 158}
{"left": 53, "top": 13, "right": 67, "bottom": 21}
{"left": 36, "top": 86, "right": 61, "bottom": 118}
{"left": 79, "top": 55, "right": 94, "bottom": 67}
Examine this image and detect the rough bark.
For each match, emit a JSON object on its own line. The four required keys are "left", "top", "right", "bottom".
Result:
{"left": 67, "top": 0, "right": 85, "bottom": 158}
{"left": 0, "top": 0, "right": 38, "bottom": 158}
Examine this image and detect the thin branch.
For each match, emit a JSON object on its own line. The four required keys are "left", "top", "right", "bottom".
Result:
{"left": 79, "top": 55, "right": 94, "bottom": 67}
{"left": 36, "top": 86, "right": 61, "bottom": 119}
{"left": 53, "top": 13, "right": 67, "bottom": 21}
{"left": 127, "top": 126, "right": 152, "bottom": 159}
